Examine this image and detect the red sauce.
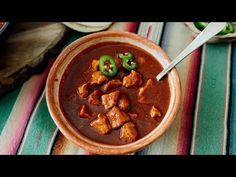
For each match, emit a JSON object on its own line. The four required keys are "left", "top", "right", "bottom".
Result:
{"left": 59, "top": 42, "right": 170, "bottom": 145}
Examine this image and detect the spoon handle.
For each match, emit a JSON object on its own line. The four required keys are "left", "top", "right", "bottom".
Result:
{"left": 156, "top": 22, "right": 227, "bottom": 81}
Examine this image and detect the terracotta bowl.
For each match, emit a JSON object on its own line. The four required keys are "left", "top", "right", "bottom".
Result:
{"left": 46, "top": 31, "right": 181, "bottom": 154}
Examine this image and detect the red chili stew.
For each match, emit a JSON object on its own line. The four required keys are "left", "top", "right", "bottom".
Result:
{"left": 59, "top": 42, "right": 170, "bottom": 145}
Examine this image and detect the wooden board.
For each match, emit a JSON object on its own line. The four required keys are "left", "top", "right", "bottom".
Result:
{"left": 0, "top": 22, "right": 68, "bottom": 97}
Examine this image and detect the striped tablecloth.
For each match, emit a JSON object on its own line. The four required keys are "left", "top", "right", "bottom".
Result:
{"left": 0, "top": 22, "right": 234, "bottom": 155}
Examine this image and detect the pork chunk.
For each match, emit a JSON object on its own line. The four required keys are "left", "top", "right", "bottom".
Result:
{"left": 120, "top": 122, "right": 138, "bottom": 143}
{"left": 118, "top": 93, "right": 130, "bottom": 111}
{"left": 79, "top": 105, "right": 93, "bottom": 119}
{"left": 122, "top": 70, "right": 142, "bottom": 88}
{"left": 91, "top": 59, "right": 99, "bottom": 71}
{"left": 77, "top": 83, "right": 90, "bottom": 98}
{"left": 106, "top": 106, "right": 130, "bottom": 129}
{"left": 150, "top": 105, "right": 162, "bottom": 118}
{"left": 138, "top": 79, "right": 154, "bottom": 97}
{"left": 103, "top": 79, "right": 122, "bottom": 92}
{"left": 90, "top": 114, "right": 111, "bottom": 135}
{"left": 88, "top": 90, "right": 102, "bottom": 105}
{"left": 138, "top": 79, "right": 154, "bottom": 103}
{"left": 90, "top": 71, "right": 108, "bottom": 86}
{"left": 101, "top": 90, "right": 120, "bottom": 109}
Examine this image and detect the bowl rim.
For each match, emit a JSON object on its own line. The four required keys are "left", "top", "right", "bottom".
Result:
{"left": 46, "top": 30, "right": 181, "bottom": 154}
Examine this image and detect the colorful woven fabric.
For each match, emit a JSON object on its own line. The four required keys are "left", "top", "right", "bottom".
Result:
{"left": 228, "top": 42, "right": 236, "bottom": 155}
{"left": 191, "top": 43, "right": 231, "bottom": 155}
{"left": 0, "top": 60, "right": 53, "bottom": 154}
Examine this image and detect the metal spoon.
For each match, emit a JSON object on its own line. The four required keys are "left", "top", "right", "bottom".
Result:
{"left": 156, "top": 22, "right": 227, "bottom": 81}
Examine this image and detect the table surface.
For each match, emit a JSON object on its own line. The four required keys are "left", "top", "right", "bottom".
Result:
{"left": 0, "top": 22, "right": 235, "bottom": 155}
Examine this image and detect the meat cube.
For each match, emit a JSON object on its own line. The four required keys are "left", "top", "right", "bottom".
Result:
{"left": 120, "top": 122, "right": 138, "bottom": 143}
{"left": 138, "top": 79, "right": 154, "bottom": 104}
{"left": 77, "top": 83, "right": 90, "bottom": 98}
{"left": 79, "top": 105, "right": 93, "bottom": 119}
{"left": 128, "top": 112, "right": 138, "bottom": 119}
{"left": 88, "top": 90, "right": 102, "bottom": 105}
{"left": 90, "top": 114, "right": 111, "bottom": 135}
{"left": 103, "top": 79, "right": 122, "bottom": 92}
{"left": 122, "top": 70, "right": 142, "bottom": 88}
{"left": 101, "top": 90, "right": 120, "bottom": 109}
{"left": 150, "top": 106, "right": 162, "bottom": 118}
{"left": 90, "top": 71, "right": 108, "bottom": 86}
{"left": 138, "top": 79, "right": 154, "bottom": 97}
{"left": 118, "top": 93, "right": 130, "bottom": 111}
{"left": 106, "top": 106, "right": 130, "bottom": 129}
{"left": 91, "top": 59, "right": 99, "bottom": 71}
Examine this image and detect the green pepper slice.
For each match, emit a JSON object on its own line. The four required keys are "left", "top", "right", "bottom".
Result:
{"left": 218, "top": 22, "right": 235, "bottom": 35}
{"left": 118, "top": 52, "right": 134, "bottom": 61}
{"left": 194, "top": 22, "right": 235, "bottom": 35}
{"left": 194, "top": 22, "right": 209, "bottom": 31}
{"left": 99, "top": 55, "right": 118, "bottom": 77}
{"left": 118, "top": 52, "right": 137, "bottom": 71}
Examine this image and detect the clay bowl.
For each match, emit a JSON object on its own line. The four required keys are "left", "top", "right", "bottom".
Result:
{"left": 46, "top": 31, "right": 181, "bottom": 154}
